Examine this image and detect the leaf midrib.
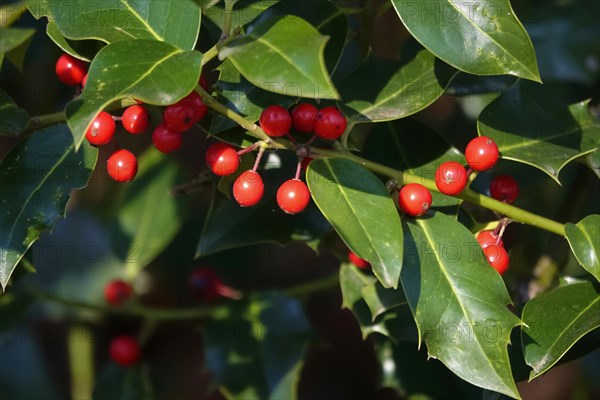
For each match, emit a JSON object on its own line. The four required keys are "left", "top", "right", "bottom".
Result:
{"left": 417, "top": 219, "right": 513, "bottom": 390}
{"left": 534, "top": 295, "right": 600, "bottom": 373}
{"left": 322, "top": 160, "right": 392, "bottom": 285}
{"left": 118, "top": 0, "right": 163, "bottom": 41}
{"left": 2, "top": 140, "right": 74, "bottom": 268}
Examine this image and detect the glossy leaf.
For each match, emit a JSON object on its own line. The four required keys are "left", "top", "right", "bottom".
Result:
{"left": 0, "top": 125, "right": 97, "bottom": 289}
{"left": 341, "top": 50, "right": 456, "bottom": 123}
{"left": 565, "top": 215, "right": 600, "bottom": 282}
{"left": 197, "top": 152, "right": 329, "bottom": 257}
{"left": 522, "top": 280, "right": 600, "bottom": 379}
{"left": 587, "top": 151, "right": 600, "bottom": 180}
{"left": 27, "top": 0, "right": 201, "bottom": 49}
{"left": 363, "top": 119, "right": 464, "bottom": 210}
{"left": 66, "top": 39, "right": 202, "bottom": 150}
{"left": 221, "top": 16, "right": 339, "bottom": 100}
{"left": 111, "top": 148, "right": 186, "bottom": 277}
{"left": 249, "top": 0, "right": 348, "bottom": 72}
{"left": 307, "top": 158, "right": 404, "bottom": 289}
{"left": 203, "top": 0, "right": 278, "bottom": 31}
{"left": 401, "top": 212, "right": 521, "bottom": 398}
{"left": 391, "top": 0, "right": 540, "bottom": 82}
{"left": 204, "top": 293, "right": 311, "bottom": 400}
{"left": 478, "top": 82, "right": 600, "bottom": 183}
{"left": 46, "top": 22, "right": 103, "bottom": 62}
{"left": 0, "top": 89, "right": 30, "bottom": 137}
{"left": 0, "top": 27, "right": 35, "bottom": 71}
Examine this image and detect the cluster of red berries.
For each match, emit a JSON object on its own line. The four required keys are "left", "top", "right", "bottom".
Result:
{"left": 205, "top": 103, "right": 348, "bottom": 214}
{"left": 56, "top": 53, "right": 210, "bottom": 183}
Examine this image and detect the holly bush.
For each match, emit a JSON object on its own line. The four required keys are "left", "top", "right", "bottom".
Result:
{"left": 1, "top": 0, "right": 599, "bottom": 399}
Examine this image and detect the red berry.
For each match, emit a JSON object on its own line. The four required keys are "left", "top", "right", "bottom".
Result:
{"left": 277, "top": 179, "right": 311, "bottom": 214}
{"left": 398, "top": 183, "right": 432, "bottom": 217}
{"left": 465, "top": 136, "right": 499, "bottom": 171}
{"left": 482, "top": 243, "right": 509, "bottom": 274}
{"left": 152, "top": 124, "right": 182, "bottom": 153}
{"left": 109, "top": 336, "right": 140, "bottom": 367}
{"left": 188, "top": 268, "right": 222, "bottom": 302}
{"left": 85, "top": 111, "right": 115, "bottom": 146}
{"left": 477, "top": 230, "right": 504, "bottom": 248}
{"left": 121, "top": 105, "right": 150, "bottom": 134}
{"left": 233, "top": 170, "right": 264, "bottom": 207}
{"left": 260, "top": 105, "right": 292, "bottom": 137}
{"left": 490, "top": 175, "right": 519, "bottom": 204}
{"left": 104, "top": 280, "right": 133, "bottom": 306}
{"left": 291, "top": 103, "right": 318, "bottom": 133}
{"left": 82, "top": 73, "right": 89, "bottom": 88}
{"left": 435, "top": 161, "right": 468, "bottom": 195}
{"left": 181, "top": 91, "right": 209, "bottom": 121}
{"left": 205, "top": 142, "right": 240, "bottom": 176}
{"left": 107, "top": 149, "right": 138, "bottom": 183}
{"left": 55, "top": 54, "right": 87, "bottom": 86}
{"left": 348, "top": 251, "right": 370, "bottom": 269}
{"left": 314, "top": 107, "right": 347, "bottom": 140}
{"left": 163, "top": 102, "right": 198, "bottom": 132}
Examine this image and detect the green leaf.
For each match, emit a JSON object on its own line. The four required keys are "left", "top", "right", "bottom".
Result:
{"left": 0, "top": 89, "right": 30, "bottom": 137}
{"left": 391, "top": 0, "right": 540, "bottom": 82}
{"left": 363, "top": 119, "right": 464, "bottom": 210}
{"left": 0, "top": 124, "right": 98, "bottom": 289}
{"left": 204, "top": 293, "right": 311, "bottom": 400}
{"left": 565, "top": 215, "right": 600, "bottom": 282}
{"left": 401, "top": 212, "right": 521, "bottom": 398}
{"left": 46, "top": 22, "right": 103, "bottom": 62}
{"left": 221, "top": 15, "right": 339, "bottom": 100}
{"left": 0, "top": 27, "right": 35, "bottom": 71}
{"left": 198, "top": 152, "right": 329, "bottom": 257}
{"left": 27, "top": 0, "right": 201, "bottom": 49}
{"left": 478, "top": 82, "right": 600, "bottom": 183}
{"left": 361, "top": 281, "right": 407, "bottom": 321}
{"left": 203, "top": 0, "right": 278, "bottom": 31}
{"left": 66, "top": 39, "right": 202, "bottom": 150}
{"left": 110, "top": 148, "right": 186, "bottom": 278}
{"left": 211, "top": 59, "right": 296, "bottom": 134}
{"left": 522, "top": 280, "right": 600, "bottom": 379}
{"left": 211, "top": 1, "right": 347, "bottom": 133}
{"left": 340, "top": 50, "right": 456, "bottom": 123}
{"left": 587, "top": 151, "right": 600, "bottom": 180}
{"left": 307, "top": 158, "right": 404, "bottom": 289}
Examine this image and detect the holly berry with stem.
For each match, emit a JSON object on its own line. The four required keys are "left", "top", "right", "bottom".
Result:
{"left": 121, "top": 105, "right": 150, "bottom": 134}
{"left": 490, "top": 175, "right": 519, "bottom": 204}
{"left": 205, "top": 142, "right": 240, "bottom": 176}
{"left": 291, "top": 103, "right": 318, "bottom": 133}
{"left": 259, "top": 105, "right": 292, "bottom": 137}
{"left": 314, "top": 107, "right": 347, "bottom": 140}
{"left": 465, "top": 136, "right": 499, "bottom": 171}
{"left": 435, "top": 161, "right": 468, "bottom": 195}
{"left": 55, "top": 54, "right": 87, "bottom": 86}
{"left": 163, "top": 102, "right": 199, "bottom": 132}
{"left": 152, "top": 124, "right": 183, "bottom": 153}
{"left": 85, "top": 111, "right": 115, "bottom": 146}
{"left": 188, "top": 268, "right": 225, "bottom": 302}
{"left": 348, "top": 251, "right": 370, "bottom": 269}
{"left": 233, "top": 146, "right": 265, "bottom": 207}
{"left": 107, "top": 149, "right": 138, "bottom": 182}
{"left": 104, "top": 280, "right": 133, "bottom": 306}
{"left": 398, "top": 183, "right": 432, "bottom": 217}
{"left": 477, "top": 230, "right": 504, "bottom": 248}
{"left": 109, "top": 335, "right": 140, "bottom": 367}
